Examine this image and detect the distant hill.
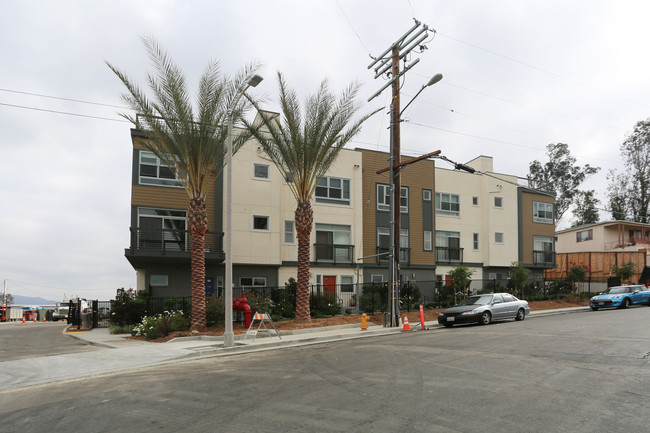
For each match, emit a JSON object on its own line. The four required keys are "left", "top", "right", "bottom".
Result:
{"left": 10, "top": 295, "right": 58, "bottom": 305}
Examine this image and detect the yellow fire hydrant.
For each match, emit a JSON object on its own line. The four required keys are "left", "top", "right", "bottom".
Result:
{"left": 361, "top": 313, "right": 369, "bottom": 331}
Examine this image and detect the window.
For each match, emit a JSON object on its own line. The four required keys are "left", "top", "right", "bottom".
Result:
{"left": 533, "top": 201, "right": 554, "bottom": 224}
{"left": 494, "top": 196, "right": 503, "bottom": 208}
{"left": 341, "top": 275, "right": 354, "bottom": 293}
{"left": 284, "top": 220, "right": 295, "bottom": 243}
{"left": 436, "top": 231, "right": 461, "bottom": 261}
{"left": 377, "top": 227, "right": 390, "bottom": 253}
{"left": 423, "top": 230, "right": 433, "bottom": 251}
{"left": 423, "top": 189, "right": 432, "bottom": 201}
{"left": 435, "top": 192, "right": 460, "bottom": 216}
{"left": 400, "top": 187, "right": 409, "bottom": 213}
{"left": 253, "top": 216, "right": 269, "bottom": 231}
{"left": 400, "top": 229, "right": 409, "bottom": 262}
{"left": 315, "top": 223, "right": 352, "bottom": 262}
{"left": 371, "top": 274, "right": 384, "bottom": 283}
{"left": 377, "top": 184, "right": 408, "bottom": 212}
{"left": 150, "top": 275, "right": 168, "bottom": 286}
{"left": 473, "top": 233, "right": 479, "bottom": 250}
{"left": 495, "top": 232, "right": 504, "bottom": 243}
{"left": 137, "top": 208, "right": 187, "bottom": 251}
{"left": 534, "top": 235, "right": 555, "bottom": 264}
{"left": 253, "top": 163, "right": 269, "bottom": 179}
{"left": 316, "top": 176, "right": 350, "bottom": 205}
{"left": 472, "top": 196, "right": 479, "bottom": 206}
{"left": 576, "top": 229, "right": 593, "bottom": 242}
{"left": 240, "top": 277, "right": 266, "bottom": 288}
{"left": 139, "top": 151, "right": 181, "bottom": 187}
{"left": 377, "top": 184, "right": 390, "bottom": 211}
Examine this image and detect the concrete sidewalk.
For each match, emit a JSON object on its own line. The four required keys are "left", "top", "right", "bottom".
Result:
{"left": 0, "top": 306, "right": 589, "bottom": 392}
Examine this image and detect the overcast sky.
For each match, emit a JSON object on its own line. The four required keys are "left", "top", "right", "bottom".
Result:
{"left": 2, "top": 1, "right": 649, "bottom": 302}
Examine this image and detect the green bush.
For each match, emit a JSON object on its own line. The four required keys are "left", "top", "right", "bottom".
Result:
{"left": 360, "top": 283, "right": 387, "bottom": 313}
{"left": 109, "top": 288, "right": 146, "bottom": 326}
{"left": 400, "top": 283, "right": 421, "bottom": 311}
{"left": 206, "top": 297, "right": 225, "bottom": 327}
{"left": 132, "top": 311, "right": 187, "bottom": 340}
{"left": 310, "top": 293, "right": 341, "bottom": 317}
{"left": 270, "top": 279, "right": 297, "bottom": 319}
{"left": 108, "top": 324, "right": 134, "bottom": 334}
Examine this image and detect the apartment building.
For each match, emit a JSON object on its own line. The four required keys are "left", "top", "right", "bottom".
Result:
{"left": 125, "top": 114, "right": 363, "bottom": 303}
{"left": 434, "top": 156, "right": 556, "bottom": 287}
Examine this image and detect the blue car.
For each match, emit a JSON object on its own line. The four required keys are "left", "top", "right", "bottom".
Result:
{"left": 589, "top": 285, "right": 650, "bottom": 310}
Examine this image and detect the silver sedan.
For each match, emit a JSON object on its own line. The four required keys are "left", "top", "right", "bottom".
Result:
{"left": 437, "top": 293, "right": 531, "bottom": 327}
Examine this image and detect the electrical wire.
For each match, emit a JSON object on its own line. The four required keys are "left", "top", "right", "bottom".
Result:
{"left": 0, "top": 102, "right": 129, "bottom": 123}
{"left": 0, "top": 88, "right": 127, "bottom": 109}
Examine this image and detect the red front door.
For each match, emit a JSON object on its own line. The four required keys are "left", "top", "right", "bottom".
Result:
{"left": 323, "top": 276, "right": 337, "bottom": 295}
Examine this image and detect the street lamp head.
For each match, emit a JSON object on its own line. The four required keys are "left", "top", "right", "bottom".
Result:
{"left": 426, "top": 73, "right": 443, "bottom": 87}
{"left": 247, "top": 74, "right": 263, "bottom": 88}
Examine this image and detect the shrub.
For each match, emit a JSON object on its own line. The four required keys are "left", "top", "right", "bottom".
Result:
{"left": 132, "top": 311, "right": 187, "bottom": 340}
{"left": 310, "top": 293, "right": 341, "bottom": 317}
{"left": 109, "top": 288, "right": 146, "bottom": 326}
{"left": 206, "top": 297, "right": 225, "bottom": 327}
{"left": 360, "top": 283, "right": 387, "bottom": 313}
{"left": 108, "top": 324, "right": 134, "bottom": 334}
{"left": 270, "top": 279, "right": 297, "bottom": 319}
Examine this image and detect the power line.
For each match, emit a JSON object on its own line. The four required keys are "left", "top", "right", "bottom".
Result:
{"left": 0, "top": 88, "right": 127, "bottom": 109}
{"left": 0, "top": 102, "right": 129, "bottom": 123}
{"left": 436, "top": 31, "right": 650, "bottom": 110}
{"left": 335, "top": 1, "right": 371, "bottom": 55}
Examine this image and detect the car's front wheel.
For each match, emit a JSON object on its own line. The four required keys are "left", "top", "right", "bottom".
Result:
{"left": 480, "top": 311, "right": 492, "bottom": 325}
{"left": 621, "top": 298, "right": 631, "bottom": 309}
{"left": 515, "top": 308, "right": 525, "bottom": 321}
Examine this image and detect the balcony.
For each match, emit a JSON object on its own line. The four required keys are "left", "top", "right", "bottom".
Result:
{"left": 125, "top": 227, "right": 224, "bottom": 267}
{"left": 435, "top": 247, "right": 463, "bottom": 264}
{"left": 375, "top": 247, "right": 411, "bottom": 265}
{"left": 533, "top": 250, "right": 555, "bottom": 266}
{"left": 313, "top": 243, "right": 355, "bottom": 265}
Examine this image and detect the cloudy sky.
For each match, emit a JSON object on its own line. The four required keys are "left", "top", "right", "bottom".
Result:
{"left": 2, "top": 0, "right": 649, "bottom": 302}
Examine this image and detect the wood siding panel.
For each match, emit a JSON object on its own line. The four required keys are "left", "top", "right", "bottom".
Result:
{"left": 545, "top": 251, "right": 646, "bottom": 280}
{"left": 520, "top": 191, "right": 555, "bottom": 264}
{"left": 359, "top": 149, "right": 435, "bottom": 266}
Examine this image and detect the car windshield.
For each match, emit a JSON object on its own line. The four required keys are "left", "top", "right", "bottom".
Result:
{"left": 456, "top": 295, "right": 493, "bottom": 306}
{"left": 602, "top": 287, "right": 629, "bottom": 295}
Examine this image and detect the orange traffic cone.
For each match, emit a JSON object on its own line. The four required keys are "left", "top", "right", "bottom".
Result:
{"left": 34, "top": 317, "right": 37, "bottom": 323}
{"left": 402, "top": 314, "right": 411, "bottom": 331}
{"left": 22, "top": 317, "right": 26, "bottom": 323}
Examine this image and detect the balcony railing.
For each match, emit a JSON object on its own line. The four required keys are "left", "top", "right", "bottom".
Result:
{"left": 128, "top": 227, "right": 223, "bottom": 254}
{"left": 313, "top": 243, "right": 355, "bottom": 264}
{"left": 435, "top": 247, "right": 463, "bottom": 263}
{"left": 533, "top": 250, "right": 555, "bottom": 266}
{"left": 375, "top": 247, "right": 411, "bottom": 265}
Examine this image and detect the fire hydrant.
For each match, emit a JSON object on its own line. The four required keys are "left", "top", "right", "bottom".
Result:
{"left": 233, "top": 296, "right": 253, "bottom": 328}
{"left": 360, "top": 313, "right": 369, "bottom": 331}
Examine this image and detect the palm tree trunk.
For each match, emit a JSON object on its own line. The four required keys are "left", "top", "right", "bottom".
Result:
{"left": 189, "top": 197, "right": 208, "bottom": 331}
{"left": 295, "top": 200, "right": 313, "bottom": 322}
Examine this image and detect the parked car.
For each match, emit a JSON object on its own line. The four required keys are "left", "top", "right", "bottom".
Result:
{"left": 589, "top": 285, "right": 650, "bottom": 310}
{"left": 437, "top": 293, "right": 530, "bottom": 327}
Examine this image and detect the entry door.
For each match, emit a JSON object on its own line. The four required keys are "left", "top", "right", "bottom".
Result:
{"left": 323, "top": 276, "right": 337, "bottom": 295}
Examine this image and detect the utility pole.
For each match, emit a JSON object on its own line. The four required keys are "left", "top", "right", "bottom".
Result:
{"left": 368, "top": 19, "right": 433, "bottom": 327}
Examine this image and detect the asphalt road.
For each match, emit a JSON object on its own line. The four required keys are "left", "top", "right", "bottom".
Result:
{"left": 0, "top": 321, "right": 98, "bottom": 361}
{"left": 2, "top": 307, "right": 650, "bottom": 432}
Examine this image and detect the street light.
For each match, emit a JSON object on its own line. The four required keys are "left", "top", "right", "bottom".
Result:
{"left": 387, "top": 73, "right": 442, "bottom": 328}
{"left": 224, "top": 74, "right": 263, "bottom": 348}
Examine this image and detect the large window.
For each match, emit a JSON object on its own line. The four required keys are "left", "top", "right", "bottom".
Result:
{"left": 534, "top": 235, "right": 555, "bottom": 265}
{"left": 576, "top": 229, "right": 593, "bottom": 242}
{"left": 139, "top": 150, "right": 181, "bottom": 187}
{"left": 436, "top": 231, "right": 462, "bottom": 262}
{"left": 533, "top": 201, "right": 554, "bottom": 224}
{"left": 315, "top": 223, "right": 352, "bottom": 262}
{"left": 316, "top": 176, "right": 350, "bottom": 205}
{"left": 400, "top": 229, "right": 409, "bottom": 262}
{"left": 240, "top": 277, "right": 266, "bottom": 288}
{"left": 340, "top": 275, "right": 354, "bottom": 293}
{"left": 435, "top": 192, "right": 460, "bottom": 217}
{"left": 253, "top": 216, "right": 269, "bottom": 231}
{"left": 137, "top": 208, "right": 187, "bottom": 251}
{"left": 377, "top": 184, "right": 408, "bottom": 213}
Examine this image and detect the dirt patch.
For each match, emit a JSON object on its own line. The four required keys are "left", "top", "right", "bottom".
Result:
{"left": 128, "top": 297, "right": 588, "bottom": 343}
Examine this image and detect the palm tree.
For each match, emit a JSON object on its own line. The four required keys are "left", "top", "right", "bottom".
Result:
{"left": 245, "top": 72, "right": 380, "bottom": 322}
{"left": 107, "top": 38, "right": 259, "bottom": 331}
